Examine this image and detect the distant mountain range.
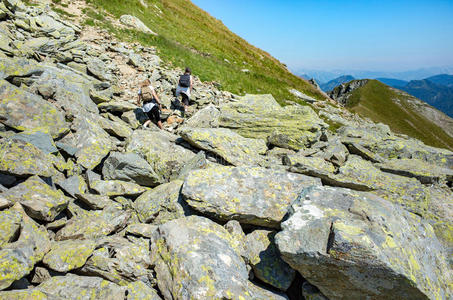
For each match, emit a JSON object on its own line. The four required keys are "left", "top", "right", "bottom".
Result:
{"left": 296, "top": 67, "right": 453, "bottom": 83}
{"left": 320, "top": 75, "right": 355, "bottom": 92}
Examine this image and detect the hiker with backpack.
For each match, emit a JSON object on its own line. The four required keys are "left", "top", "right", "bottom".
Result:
{"left": 137, "top": 79, "right": 163, "bottom": 130}
{"left": 175, "top": 67, "right": 193, "bottom": 114}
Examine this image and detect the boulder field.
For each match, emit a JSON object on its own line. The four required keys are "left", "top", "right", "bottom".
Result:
{"left": 0, "top": 0, "right": 452, "bottom": 299}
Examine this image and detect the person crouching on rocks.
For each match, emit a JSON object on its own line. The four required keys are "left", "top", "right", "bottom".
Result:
{"left": 137, "top": 79, "right": 163, "bottom": 130}
{"left": 175, "top": 67, "right": 193, "bottom": 115}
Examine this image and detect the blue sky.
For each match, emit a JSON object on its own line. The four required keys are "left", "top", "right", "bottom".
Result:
{"left": 191, "top": 0, "right": 453, "bottom": 72}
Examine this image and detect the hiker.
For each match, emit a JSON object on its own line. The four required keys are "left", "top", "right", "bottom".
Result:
{"left": 175, "top": 67, "right": 193, "bottom": 114}
{"left": 137, "top": 79, "right": 163, "bottom": 130}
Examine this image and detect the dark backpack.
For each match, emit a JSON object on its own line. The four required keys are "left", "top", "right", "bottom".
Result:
{"left": 179, "top": 74, "right": 191, "bottom": 88}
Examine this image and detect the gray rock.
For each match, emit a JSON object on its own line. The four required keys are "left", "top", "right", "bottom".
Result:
{"left": 56, "top": 205, "right": 131, "bottom": 240}
{"left": 43, "top": 239, "right": 96, "bottom": 272}
{"left": 102, "top": 152, "right": 162, "bottom": 187}
{"left": 127, "top": 281, "right": 161, "bottom": 300}
{"left": 91, "top": 179, "right": 147, "bottom": 197}
{"left": 126, "top": 130, "right": 196, "bottom": 181}
{"left": 134, "top": 180, "right": 185, "bottom": 224}
{"left": 75, "top": 193, "right": 114, "bottom": 210}
{"left": 2, "top": 176, "right": 70, "bottom": 222}
{"left": 120, "top": 15, "right": 157, "bottom": 35}
{"left": 0, "top": 209, "right": 21, "bottom": 247}
{"left": 182, "top": 104, "right": 220, "bottom": 128}
{"left": 288, "top": 88, "right": 317, "bottom": 103}
{"left": 11, "top": 131, "right": 58, "bottom": 154}
{"left": 275, "top": 186, "right": 451, "bottom": 300}
{"left": 180, "top": 127, "right": 267, "bottom": 166}
{"left": 150, "top": 216, "right": 286, "bottom": 300}
{"left": 58, "top": 116, "right": 114, "bottom": 170}
{"left": 182, "top": 166, "right": 321, "bottom": 228}
{"left": 98, "top": 101, "right": 137, "bottom": 113}
{"left": 79, "top": 236, "right": 153, "bottom": 286}
{"left": 57, "top": 175, "right": 87, "bottom": 198}
{"left": 86, "top": 57, "right": 112, "bottom": 81}
{"left": 0, "top": 79, "right": 69, "bottom": 138}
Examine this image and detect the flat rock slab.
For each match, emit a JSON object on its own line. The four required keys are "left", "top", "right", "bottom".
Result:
{"left": 120, "top": 15, "right": 157, "bottom": 35}
{"left": 219, "top": 94, "right": 326, "bottom": 150}
{"left": 43, "top": 239, "right": 96, "bottom": 272}
{"left": 377, "top": 158, "right": 453, "bottom": 184}
{"left": 150, "top": 216, "right": 286, "bottom": 300}
{"left": 0, "top": 80, "right": 69, "bottom": 138}
{"left": 91, "top": 179, "right": 147, "bottom": 197}
{"left": 182, "top": 166, "right": 321, "bottom": 228}
{"left": 180, "top": 127, "right": 267, "bottom": 166}
{"left": 275, "top": 186, "right": 451, "bottom": 300}
{"left": 2, "top": 176, "right": 70, "bottom": 222}
{"left": 56, "top": 206, "right": 130, "bottom": 240}
{"left": 37, "top": 274, "right": 125, "bottom": 299}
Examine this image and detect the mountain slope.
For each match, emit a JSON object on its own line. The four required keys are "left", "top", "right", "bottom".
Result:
{"left": 399, "top": 80, "right": 453, "bottom": 118}
{"left": 74, "top": 0, "right": 325, "bottom": 104}
{"left": 320, "top": 75, "right": 354, "bottom": 92}
{"left": 330, "top": 80, "right": 453, "bottom": 150}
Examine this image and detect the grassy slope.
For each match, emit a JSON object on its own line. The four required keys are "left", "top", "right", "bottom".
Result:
{"left": 81, "top": 0, "right": 325, "bottom": 104}
{"left": 346, "top": 80, "right": 453, "bottom": 150}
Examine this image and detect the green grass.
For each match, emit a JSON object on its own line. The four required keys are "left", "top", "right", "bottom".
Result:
{"left": 346, "top": 80, "right": 453, "bottom": 150}
{"left": 78, "top": 0, "right": 326, "bottom": 105}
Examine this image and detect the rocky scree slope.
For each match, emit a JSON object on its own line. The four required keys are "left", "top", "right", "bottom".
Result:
{"left": 329, "top": 79, "right": 453, "bottom": 151}
{"left": 0, "top": 1, "right": 452, "bottom": 299}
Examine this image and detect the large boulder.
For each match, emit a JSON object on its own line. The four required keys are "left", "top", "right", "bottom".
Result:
{"left": 150, "top": 216, "right": 286, "bottom": 300}
{"left": 2, "top": 176, "right": 70, "bottom": 222}
{"left": 0, "top": 79, "right": 69, "bottom": 138}
{"left": 275, "top": 186, "right": 451, "bottom": 300}
{"left": 102, "top": 152, "right": 162, "bottom": 187}
{"left": 182, "top": 166, "right": 321, "bottom": 228}
{"left": 219, "top": 94, "right": 327, "bottom": 150}
{"left": 182, "top": 104, "right": 220, "bottom": 128}
{"left": 126, "top": 130, "right": 196, "bottom": 182}
{"left": 180, "top": 127, "right": 267, "bottom": 166}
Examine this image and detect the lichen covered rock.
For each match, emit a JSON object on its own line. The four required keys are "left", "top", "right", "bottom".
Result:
{"left": 180, "top": 127, "right": 267, "bottom": 166}
{"left": 219, "top": 94, "right": 327, "bottom": 150}
{"left": 182, "top": 166, "right": 321, "bottom": 228}
{"left": 43, "top": 240, "right": 96, "bottom": 272}
{"left": 275, "top": 186, "right": 451, "bottom": 300}
{"left": 2, "top": 176, "right": 70, "bottom": 222}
